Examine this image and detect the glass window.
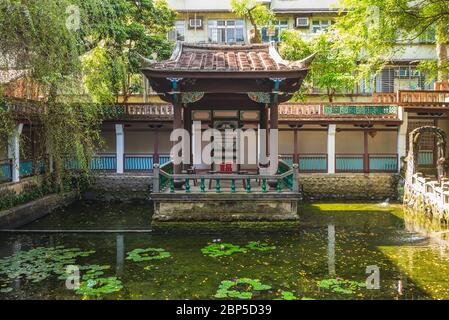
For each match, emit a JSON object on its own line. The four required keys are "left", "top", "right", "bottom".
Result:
{"left": 208, "top": 20, "right": 245, "bottom": 43}
{"left": 168, "top": 20, "right": 185, "bottom": 41}
{"left": 311, "top": 19, "right": 331, "bottom": 34}
{"left": 262, "top": 21, "right": 289, "bottom": 42}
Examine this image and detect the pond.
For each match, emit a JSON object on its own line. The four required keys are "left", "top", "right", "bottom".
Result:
{"left": 1, "top": 201, "right": 449, "bottom": 300}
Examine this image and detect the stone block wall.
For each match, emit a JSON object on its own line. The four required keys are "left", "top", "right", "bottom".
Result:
{"left": 299, "top": 174, "right": 399, "bottom": 201}
{"left": 87, "top": 173, "right": 152, "bottom": 201}
{"left": 0, "top": 176, "right": 43, "bottom": 195}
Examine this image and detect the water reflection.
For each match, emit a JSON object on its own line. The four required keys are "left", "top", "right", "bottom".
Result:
{"left": 1, "top": 202, "right": 449, "bottom": 299}
{"left": 327, "top": 224, "right": 336, "bottom": 277}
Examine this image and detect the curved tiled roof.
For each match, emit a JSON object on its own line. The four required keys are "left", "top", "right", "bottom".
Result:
{"left": 143, "top": 42, "right": 313, "bottom": 73}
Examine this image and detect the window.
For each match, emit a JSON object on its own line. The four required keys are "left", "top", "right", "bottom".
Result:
{"left": 418, "top": 28, "right": 436, "bottom": 43}
{"left": 311, "top": 19, "right": 331, "bottom": 34}
{"left": 168, "top": 20, "right": 186, "bottom": 42}
{"left": 262, "top": 21, "right": 289, "bottom": 42}
{"left": 208, "top": 20, "right": 245, "bottom": 43}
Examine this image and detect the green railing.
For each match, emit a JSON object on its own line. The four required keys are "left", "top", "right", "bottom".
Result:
{"left": 153, "top": 163, "right": 299, "bottom": 194}
{"left": 336, "top": 154, "right": 364, "bottom": 173}
{"left": 299, "top": 154, "right": 327, "bottom": 173}
{"left": 418, "top": 151, "right": 434, "bottom": 166}
{"left": 323, "top": 105, "right": 398, "bottom": 116}
{"left": 369, "top": 155, "right": 398, "bottom": 172}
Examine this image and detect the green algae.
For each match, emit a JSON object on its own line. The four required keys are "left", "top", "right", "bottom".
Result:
{"left": 246, "top": 241, "right": 276, "bottom": 252}
{"left": 318, "top": 278, "right": 366, "bottom": 295}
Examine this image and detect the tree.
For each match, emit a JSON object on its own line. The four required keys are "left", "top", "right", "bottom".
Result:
{"left": 78, "top": 0, "right": 176, "bottom": 103}
{"left": 279, "top": 31, "right": 359, "bottom": 102}
{"left": 231, "top": 0, "right": 275, "bottom": 43}
{"left": 335, "top": 0, "right": 449, "bottom": 83}
{"left": 0, "top": 0, "right": 176, "bottom": 186}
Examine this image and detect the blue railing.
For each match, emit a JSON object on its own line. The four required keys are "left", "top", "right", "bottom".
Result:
{"left": 369, "top": 155, "right": 398, "bottom": 172}
{"left": 90, "top": 155, "right": 117, "bottom": 171}
{"left": 159, "top": 155, "right": 171, "bottom": 166}
{"left": 280, "top": 155, "right": 294, "bottom": 167}
{"left": 299, "top": 154, "right": 327, "bottom": 172}
{"left": 418, "top": 151, "right": 433, "bottom": 166}
{"left": 0, "top": 160, "right": 12, "bottom": 182}
{"left": 125, "top": 154, "right": 153, "bottom": 171}
{"left": 19, "top": 160, "right": 34, "bottom": 177}
{"left": 336, "top": 155, "right": 364, "bottom": 172}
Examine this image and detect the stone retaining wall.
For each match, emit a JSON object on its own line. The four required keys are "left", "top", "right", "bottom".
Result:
{"left": 86, "top": 173, "right": 152, "bottom": 201}
{"left": 0, "top": 192, "right": 77, "bottom": 229}
{"left": 299, "top": 174, "right": 399, "bottom": 201}
{"left": 0, "top": 176, "right": 43, "bottom": 195}
{"left": 86, "top": 173, "right": 398, "bottom": 201}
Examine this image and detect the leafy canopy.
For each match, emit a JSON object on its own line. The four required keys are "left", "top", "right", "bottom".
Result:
{"left": 231, "top": 0, "right": 275, "bottom": 43}
{"left": 280, "top": 31, "right": 359, "bottom": 102}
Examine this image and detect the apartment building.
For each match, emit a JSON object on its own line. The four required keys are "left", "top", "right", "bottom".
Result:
{"left": 166, "top": 0, "right": 440, "bottom": 98}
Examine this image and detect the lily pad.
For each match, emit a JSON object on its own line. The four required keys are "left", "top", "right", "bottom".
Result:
{"left": 277, "top": 291, "right": 297, "bottom": 300}
{"left": 126, "top": 248, "right": 171, "bottom": 262}
{"left": 318, "top": 278, "right": 365, "bottom": 295}
{"left": 75, "top": 277, "right": 123, "bottom": 296}
{"left": 201, "top": 243, "right": 247, "bottom": 257}
{"left": 215, "top": 278, "right": 272, "bottom": 300}
{"left": 0, "top": 246, "right": 96, "bottom": 293}
{"left": 246, "top": 241, "right": 276, "bottom": 252}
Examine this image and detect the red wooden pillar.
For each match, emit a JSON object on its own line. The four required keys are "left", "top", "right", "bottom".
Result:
{"left": 364, "top": 130, "right": 369, "bottom": 173}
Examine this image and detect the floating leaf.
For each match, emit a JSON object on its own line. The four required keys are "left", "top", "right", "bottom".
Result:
{"left": 201, "top": 243, "right": 247, "bottom": 257}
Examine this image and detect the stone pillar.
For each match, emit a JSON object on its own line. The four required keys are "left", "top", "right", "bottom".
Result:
{"left": 8, "top": 123, "right": 23, "bottom": 183}
{"left": 327, "top": 124, "right": 336, "bottom": 174}
{"left": 115, "top": 124, "right": 124, "bottom": 174}
{"left": 397, "top": 107, "right": 408, "bottom": 173}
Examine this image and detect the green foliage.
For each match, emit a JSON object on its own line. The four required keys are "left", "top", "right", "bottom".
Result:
{"left": 0, "top": 0, "right": 176, "bottom": 188}
{"left": 280, "top": 31, "right": 359, "bottom": 101}
{"left": 201, "top": 243, "right": 248, "bottom": 257}
{"left": 245, "top": 241, "right": 276, "bottom": 252}
{"left": 231, "top": 0, "right": 275, "bottom": 43}
{"left": 0, "top": 180, "right": 55, "bottom": 211}
{"left": 126, "top": 248, "right": 171, "bottom": 262}
{"left": 78, "top": 0, "right": 176, "bottom": 103}
{"left": 335, "top": 0, "right": 449, "bottom": 81}
{"left": 318, "top": 278, "right": 366, "bottom": 295}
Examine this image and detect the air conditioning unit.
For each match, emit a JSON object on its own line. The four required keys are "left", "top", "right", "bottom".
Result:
{"left": 189, "top": 17, "right": 203, "bottom": 29}
{"left": 296, "top": 17, "right": 309, "bottom": 28}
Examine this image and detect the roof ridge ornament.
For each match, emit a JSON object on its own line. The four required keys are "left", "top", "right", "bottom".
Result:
{"left": 288, "top": 53, "right": 317, "bottom": 70}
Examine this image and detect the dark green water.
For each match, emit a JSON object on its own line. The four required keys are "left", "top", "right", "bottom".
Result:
{"left": 1, "top": 201, "right": 449, "bottom": 300}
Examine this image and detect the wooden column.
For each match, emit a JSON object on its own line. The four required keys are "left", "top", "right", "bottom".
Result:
{"left": 364, "top": 130, "right": 369, "bottom": 174}
{"left": 169, "top": 78, "right": 183, "bottom": 175}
